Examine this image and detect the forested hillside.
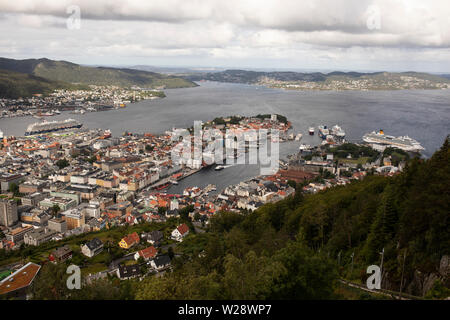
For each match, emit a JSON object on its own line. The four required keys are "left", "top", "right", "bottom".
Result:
{"left": 28, "top": 137, "right": 449, "bottom": 300}
{"left": 138, "top": 136, "right": 450, "bottom": 299}
{"left": 0, "top": 69, "right": 85, "bottom": 98}
{"left": 0, "top": 57, "right": 198, "bottom": 89}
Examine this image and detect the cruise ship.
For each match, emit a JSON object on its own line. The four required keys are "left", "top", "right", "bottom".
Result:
{"left": 362, "top": 130, "right": 424, "bottom": 152}
{"left": 318, "top": 125, "right": 329, "bottom": 139}
{"left": 330, "top": 125, "right": 346, "bottom": 139}
{"left": 25, "top": 119, "right": 82, "bottom": 136}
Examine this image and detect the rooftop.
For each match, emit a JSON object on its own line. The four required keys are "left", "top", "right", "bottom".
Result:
{"left": 0, "top": 262, "right": 41, "bottom": 295}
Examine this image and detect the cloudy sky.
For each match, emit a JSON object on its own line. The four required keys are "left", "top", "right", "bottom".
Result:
{"left": 0, "top": 0, "right": 449, "bottom": 72}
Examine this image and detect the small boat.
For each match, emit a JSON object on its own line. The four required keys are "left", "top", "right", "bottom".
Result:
{"left": 154, "top": 183, "right": 170, "bottom": 190}
{"left": 295, "top": 133, "right": 303, "bottom": 141}
{"left": 215, "top": 165, "right": 224, "bottom": 171}
{"left": 309, "top": 127, "right": 315, "bottom": 135}
{"left": 170, "top": 180, "right": 178, "bottom": 185}
{"left": 299, "top": 144, "right": 311, "bottom": 151}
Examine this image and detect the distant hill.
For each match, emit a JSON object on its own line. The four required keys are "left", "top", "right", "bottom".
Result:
{"left": 185, "top": 69, "right": 450, "bottom": 90}
{"left": 0, "top": 69, "right": 86, "bottom": 99}
{"left": 186, "top": 69, "right": 327, "bottom": 82}
{"left": 0, "top": 57, "right": 198, "bottom": 89}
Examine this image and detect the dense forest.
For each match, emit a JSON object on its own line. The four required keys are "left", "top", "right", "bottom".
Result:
{"left": 26, "top": 137, "right": 449, "bottom": 300}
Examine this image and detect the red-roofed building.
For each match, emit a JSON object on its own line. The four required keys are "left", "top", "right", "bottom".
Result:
{"left": 134, "top": 246, "right": 157, "bottom": 261}
{"left": 171, "top": 223, "right": 190, "bottom": 242}
{"left": 0, "top": 262, "right": 41, "bottom": 299}
{"left": 118, "top": 232, "right": 140, "bottom": 249}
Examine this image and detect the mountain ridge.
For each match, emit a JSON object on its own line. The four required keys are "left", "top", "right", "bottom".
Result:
{"left": 0, "top": 57, "right": 198, "bottom": 90}
{"left": 184, "top": 69, "right": 450, "bottom": 90}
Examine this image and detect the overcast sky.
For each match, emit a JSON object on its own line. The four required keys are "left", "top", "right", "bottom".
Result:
{"left": 0, "top": 0, "right": 449, "bottom": 72}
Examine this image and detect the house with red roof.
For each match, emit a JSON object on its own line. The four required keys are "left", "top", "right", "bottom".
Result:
{"left": 171, "top": 223, "right": 190, "bottom": 242}
{"left": 134, "top": 246, "right": 157, "bottom": 261}
{"left": 118, "top": 232, "right": 140, "bottom": 249}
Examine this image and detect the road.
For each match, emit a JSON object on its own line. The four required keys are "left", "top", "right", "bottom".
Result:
{"left": 108, "top": 252, "right": 136, "bottom": 270}
{"left": 339, "top": 279, "right": 414, "bottom": 300}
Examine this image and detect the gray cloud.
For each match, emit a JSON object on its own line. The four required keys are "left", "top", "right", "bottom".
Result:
{"left": 0, "top": 0, "right": 449, "bottom": 71}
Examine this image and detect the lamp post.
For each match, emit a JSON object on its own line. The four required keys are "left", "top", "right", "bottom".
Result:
{"left": 338, "top": 250, "right": 342, "bottom": 266}
{"left": 379, "top": 248, "right": 385, "bottom": 289}
{"left": 350, "top": 251, "right": 355, "bottom": 278}
{"left": 399, "top": 249, "right": 407, "bottom": 299}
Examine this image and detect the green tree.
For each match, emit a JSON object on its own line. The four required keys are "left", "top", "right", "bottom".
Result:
{"left": 32, "top": 263, "right": 70, "bottom": 300}
{"left": 51, "top": 204, "right": 61, "bottom": 216}
{"left": 8, "top": 183, "right": 19, "bottom": 196}
{"left": 55, "top": 159, "right": 69, "bottom": 169}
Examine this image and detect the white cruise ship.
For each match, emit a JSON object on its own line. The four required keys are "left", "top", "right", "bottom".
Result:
{"left": 363, "top": 130, "right": 424, "bottom": 152}
{"left": 330, "top": 125, "right": 346, "bottom": 139}
{"left": 25, "top": 119, "right": 82, "bottom": 136}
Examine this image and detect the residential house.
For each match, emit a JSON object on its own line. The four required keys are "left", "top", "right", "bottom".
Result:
{"left": 149, "top": 255, "right": 171, "bottom": 271}
{"left": 81, "top": 238, "right": 104, "bottom": 257}
{"left": 142, "top": 230, "right": 164, "bottom": 246}
{"left": 49, "top": 245, "right": 72, "bottom": 263}
{"left": 171, "top": 223, "right": 189, "bottom": 242}
{"left": 134, "top": 246, "right": 157, "bottom": 261}
{"left": 116, "top": 264, "right": 141, "bottom": 280}
{"left": 118, "top": 232, "right": 140, "bottom": 249}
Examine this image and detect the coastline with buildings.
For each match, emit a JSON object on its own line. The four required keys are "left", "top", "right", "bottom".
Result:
{"left": 0, "top": 84, "right": 444, "bottom": 300}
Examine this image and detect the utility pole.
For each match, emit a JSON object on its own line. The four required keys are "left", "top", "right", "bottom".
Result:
{"left": 350, "top": 251, "right": 355, "bottom": 278}
{"left": 399, "top": 249, "right": 407, "bottom": 300}
{"left": 379, "top": 248, "right": 385, "bottom": 289}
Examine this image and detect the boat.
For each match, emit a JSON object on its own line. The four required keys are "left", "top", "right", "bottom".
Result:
{"left": 25, "top": 119, "right": 82, "bottom": 136}
{"left": 215, "top": 164, "right": 233, "bottom": 171}
{"left": 0, "top": 130, "right": 3, "bottom": 139}
{"left": 299, "top": 144, "right": 311, "bottom": 151}
{"left": 169, "top": 180, "right": 178, "bottom": 185}
{"left": 362, "top": 130, "right": 424, "bottom": 152}
{"left": 154, "top": 183, "right": 170, "bottom": 191}
{"left": 309, "top": 127, "right": 315, "bottom": 135}
{"left": 103, "top": 129, "right": 112, "bottom": 139}
{"left": 318, "top": 125, "right": 329, "bottom": 139}
{"left": 295, "top": 133, "right": 303, "bottom": 141}
{"left": 330, "top": 125, "right": 346, "bottom": 139}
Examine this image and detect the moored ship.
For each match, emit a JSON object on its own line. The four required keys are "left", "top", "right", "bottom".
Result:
{"left": 362, "top": 129, "right": 424, "bottom": 152}
{"left": 25, "top": 119, "right": 82, "bottom": 136}
{"left": 318, "top": 125, "right": 329, "bottom": 139}
{"left": 330, "top": 125, "right": 346, "bottom": 139}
